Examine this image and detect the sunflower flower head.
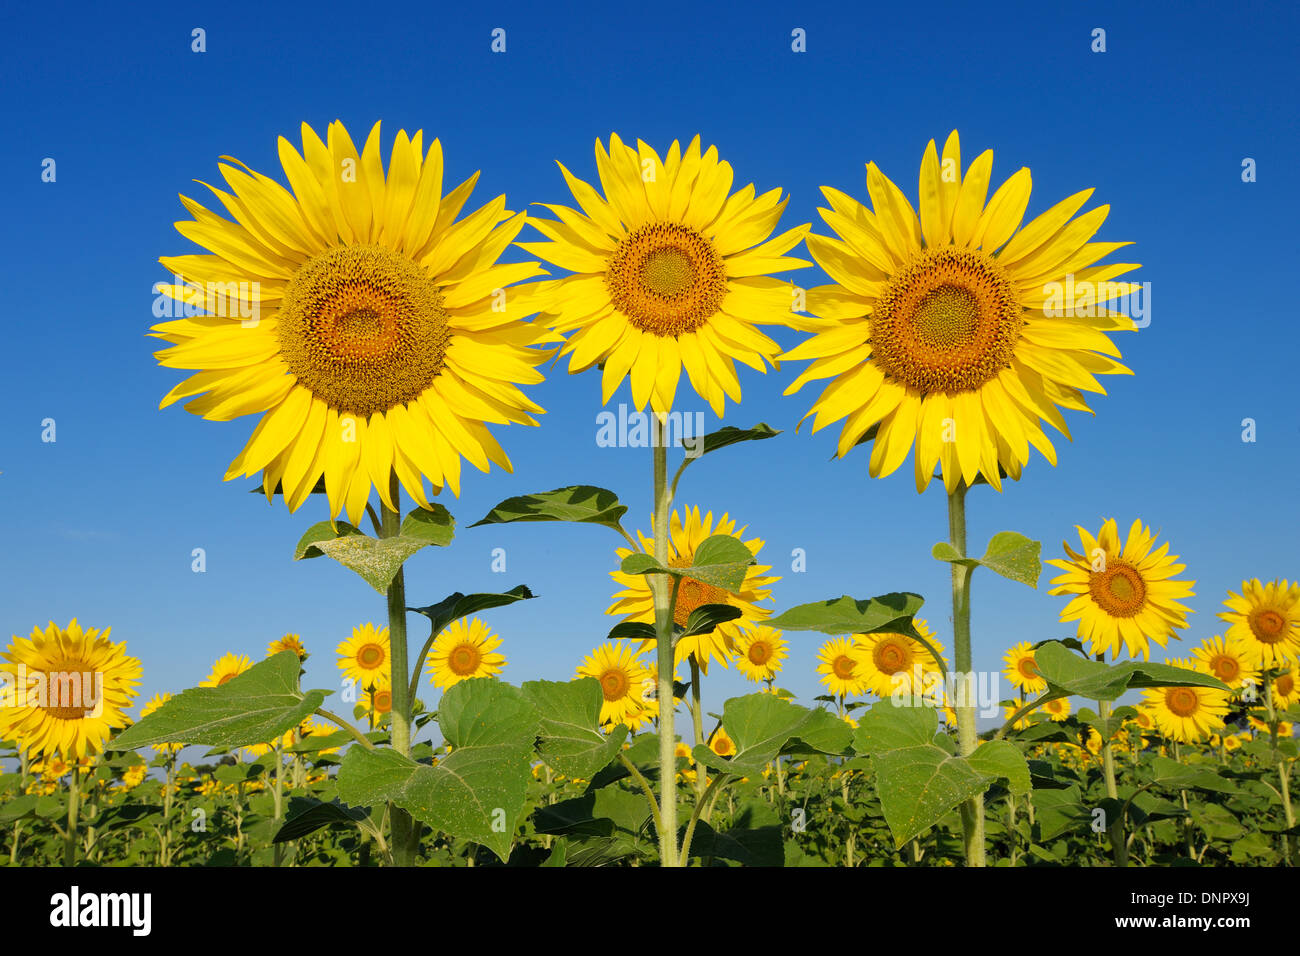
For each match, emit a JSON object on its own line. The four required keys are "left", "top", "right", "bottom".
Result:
{"left": 337, "top": 623, "right": 391, "bottom": 690}
{"left": 733, "top": 625, "right": 788, "bottom": 683}
{"left": 201, "top": 653, "right": 253, "bottom": 688}
{"left": 427, "top": 618, "right": 506, "bottom": 689}
{"left": 575, "top": 640, "right": 656, "bottom": 727}
{"left": 523, "top": 133, "right": 811, "bottom": 415}
{"left": 1047, "top": 518, "right": 1194, "bottom": 660}
{"left": 784, "top": 130, "right": 1142, "bottom": 492}
{"left": 152, "top": 120, "right": 557, "bottom": 523}
{"left": 1219, "top": 579, "right": 1300, "bottom": 668}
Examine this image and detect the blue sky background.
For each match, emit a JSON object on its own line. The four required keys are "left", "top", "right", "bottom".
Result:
{"left": 1, "top": 0, "right": 1296, "bottom": 739}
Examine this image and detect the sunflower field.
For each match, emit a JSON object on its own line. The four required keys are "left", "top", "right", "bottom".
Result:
{"left": 2, "top": 7, "right": 1296, "bottom": 888}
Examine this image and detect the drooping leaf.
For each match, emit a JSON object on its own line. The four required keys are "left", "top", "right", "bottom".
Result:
{"left": 1034, "top": 641, "right": 1230, "bottom": 702}
{"left": 409, "top": 586, "right": 535, "bottom": 641}
{"left": 767, "top": 592, "right": 924, "bottom": 639}
{"left": 521, "top": 678, "right": 628, "bottom": 780}
{"left": 692, "top": 694, "right": 848, "bottom": 776}
{"left": 695, "top": 423, "right": 781, "bottom": 458}
{"left": 620, "top": 535, "right": 755, "bottom": 594}
{"left": 471, "top": 485, "right": 628, "bottom": 533}
{"left": 293, "top": 505, "right": 454, "bottom": 595}
{"left": 272, "top": 797, "right": 369, "bottom": 843}
{"left": 932, "top": 531, "right": 1041, "bottom": 589}
{"left": 680, "top": 604, "right": 743, "bottom": 638}
{"left": 111, "top": 653, "right": 326, "bottom": 751}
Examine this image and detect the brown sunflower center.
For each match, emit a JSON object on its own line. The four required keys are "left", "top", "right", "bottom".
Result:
{"left": 217, "top": 672, "right": 237, "bottom": 685}
{"left": 832, "top": 654, "right": 857, "bottom": 680}
{"left": 1250, "top": 608, "right": 1286, "bottom": 644}
{"left": 713, "top": 735, "right": 733, "bottom": 755}
{"left": 1277, "top": 674, "right": 1295, "bottom": 698}
{"left": 1088, "top": 561, "right": 1147, "bottom": 618}
{"left": 871, "top": 247, "right": 1022, "bottom": 393}
{"left": 1017, "top": 656, "right": 1040, "bottom": 680}
{"left": 40, "top": 658, "right": 99, "bottom": 721}
{"left": 372, "top": 688, "right": 392, "bottom": 714}
{"left": 1165, "top": 687, "right": 1199, "bottom": 718}
{"left": 669, "top": 556, "right": 730, "bottom": 627}
{"left": 1211, "top": 655, "right": 1240, "bottom": 681}
{"left": 872, "top": 638, "right": 911, "bottom": 675}
{"left": 600, "top": 668, "right": 631, "bottom": 702}
{"left": 277, "top": 244, "right": 449, "bottom": 416}
{"left": 747, "top": 641, "right": 772, "bottom": 665}
{"left": 357, "top": 643, "right": 385, "bottom": 669}
{"left": 449, "top": 644, "right": 482, "bottom": 676}
{"left": 606, "top": 222, "right": 725, "bottom": 337}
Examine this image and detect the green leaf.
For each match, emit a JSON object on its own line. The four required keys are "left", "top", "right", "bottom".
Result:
{"left": 1034, "top": 641, "right": 1231, "bottom": 702}
{"left": 692, "top": 694, "right": 846, "bottom": 776}
{"left": 470, "top": 485, "right": 628, "bottom": 533}
{"left": 110, "top": 653, "right": 327, "bottom": 751}
{"left": 293, "top": 505, "right": 454, "bottom": 595}
{"left": 852, "top": 700, "right": 1025, "bottom": 847}
{"left": 521, "top": 678, "right": 628, "bottom": 780}
{"left": 620, "top": 534, "right": 755, "bottom": 594}
{"left": 696, "top": 423, "right": 781, "bottom": 457}
{"left": 436, "top": 678, "right": 540, "bottom": 750}
{"left": 410, "top": 586, "right": 535, "bottom": 640}
{"left": 680, "top": 604, "right": 743, "bottom": 638}
{"left": 1032, "top": 786, "right": 1090, "bottom": 842}
{"left": 767, "top": 592, "right": 924, "bottom": 639}
{"left": 336, "top": 743, "right": 532, "bottom": 863}
{"left": 273, "top": 797, "right": 369, "bottom": 843}
{"left": 606, "top": 620, "right": 656, "bottom": 643}
{"left": 932, "top": 531, "right": 1042, "bottom": 589}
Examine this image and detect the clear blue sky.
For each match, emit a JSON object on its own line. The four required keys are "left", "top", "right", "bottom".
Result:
{"left": 1, "top": 0, "right": 1295, "bottom": 733}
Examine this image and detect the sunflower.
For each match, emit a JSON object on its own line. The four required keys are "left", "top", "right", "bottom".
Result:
{"left": 1272, "top": 668, "right": 1300, "bottom": 710}
{"left": 1248, "top": 716, "right": 1294, "bottom": 738}
{"left": 1190, "top": 634, "right": 1259, "bottom": 691}
{"left": 336, "top": 623, "right": 391, "bottom": 690}
{"left": 1047, "top": 518, "right": 1194, "bottom": 660}
{"left": 851, "top": 619, "right": 946, "bottom": 697}
{"left": 140, "top": 693, "right": 183, "bottom": 755}
{"left": 522, "top": 134, "right": 811, "bottom": 415}
{"left": 1219, "top": 579, "right": 1300, "bottom": 668}
{"left": 1003, "top": 703, "right": 1031, "bottom": 732}
{"left": 363, "top": 686, "right": 393, "bottom": 716}
{"left": 1143, "top": 673, "right": 1230, "bottom": 744}
{"left": 1002, "top": 641, "right": 1046, "bottom": 694}
{"left": 575, "top": 640, "right": 656, "bottom": 726}
{"left": 709, "top": 727, "right": 736, "bottom": 758}
{"left": 1041, "top": 696, "right": 1071, "bottom": 722}
{"left": 427, "top": 618, "right": 506, "bottom": 689}
{"left": 245, "top": 727, "right": 299, "bottom": 759}
{"left": 733, "top": 626, "right": 788, "bottom": 683}
{"left": 201, "top": 653, "right": 253, "bottom": 688}
{"left": 608, "top": 507, "right": 778, "bottom": 674}
{"left": 119, "top": 762, "right": 148, "bottom": 790}
{"left": 0, "top": 620, "right": 141, "bottom": 759}
{"left": 267, "top": 634, "right": 307, "bottom": 660}
{"left": 151, "top": 120, "right": 556, "bottom": 523}
{"left": 783, "top": 130, "right": 1141, "bottom": 491}
{"left": 817, "top": 637, "right": 867, "bottom": 697}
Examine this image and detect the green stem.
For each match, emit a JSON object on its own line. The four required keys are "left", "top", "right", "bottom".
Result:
{"left": 64, "top": 762, "right": 80, "bottom": 867}
{"left": 947, "top": 481, "right": 985, "bottom": 866}
{"left": 651, "top": 413, "right": 679, "bottom": 867}
{"left": 381, "top": 473, "right": 418, "bottom": 866}
{"left": 1097, "top": 697, "right": 1128, "bottom": 866}
{"left": 1266, "top": 677, "right": 1295, "bottom": 865}
{"left": 618, "top": 752, "right": 662, "bottom": 835}
{"left": 316, "top": 708, "right": 376, "bottom": 750}
{"left": 689, "top": 657, "right": 707, "bottom": 800}
{"left": 272, "top": 740, "right": 284, "bottom": 867}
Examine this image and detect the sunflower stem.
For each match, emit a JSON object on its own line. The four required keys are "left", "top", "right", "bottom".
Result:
{"left": 689, "top": 657, "right": 707, "bottom": 800}
{"left": 64, "top": 758, "right": 80, "bottom": 867}
{"left": 1265, "top": 677, "right": 1295, "bottom": 865}
{"left": 381, "top": 473, "right": 418, "bottom": 866}
{"left": 1097, "top": 696, "right": 1129, "bottom": 866}
{"left": 651, "top": 413, "right": 680, "bottom": 867}
{"left": 946, "top": 481, "right": 985, "bottom": 866}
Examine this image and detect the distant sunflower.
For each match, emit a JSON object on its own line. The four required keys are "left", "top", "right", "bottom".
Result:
{"left": 428, "top": 618, "right": 506, "bottom": 689}
{"left": 152, "top": 120, "right": 555, "bottom": 523}
{"left": 1219, "top": 579, "right": 1300, "bottom": 668}
{"left": 1143, "top": 678, "right": 1230, "bottom": 745}
{"left": 1041, "top": 696, "right": 1071, "bottom": 722}
{"left": 852, "top": 619, "right": 946, "bottom": 697}
{"left": 522, "top": 134, "right": 811, "bottom": 415}
{"left": 245, "top": 727, "right": 298, "bottom": 759}
{"left": 575, "top": 641, "right": 656, "bottom": 726}
{"left": 1272, "top": 668, "right": 1300, "bottom": 710}
{"left": 367, "top": 686, "right": 393, "bottom": 716}
{"left": 709, "top": 727, "right": 736, "bottom": 758}
{"left": 1047, "top": 518, "right": 1194, "bottom": 660}
{"left": 337, "top": 623, "right": 391, "bottom": 690}
{"left": 1003, "top": 703, "right": 1031, "bottom": 732}
{"left": 734, "top": 626, "right": 788, "bottom": 683}
{"left": 1002, "top": 641, "right": 1046, "bottom": 694}
{"left": 608, "top": 507, "right": 778, "bottom": 674}
{"left": 201, "top": 653, "right": 253, "bottom": 688}
{"left": 817, "top": 637, "right": 867, "bottom": 698}
{"left": 267, "top": 634, "right": 307, "bottom": 660}
{"left": 783, "top": 130, "right": 1141, "bottom": 491}
{"left": 1191, "top": 635, "right": 1258, "bottom": 691}
{"left": 1, "top": 620, "right": 141, "bottom": 759}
